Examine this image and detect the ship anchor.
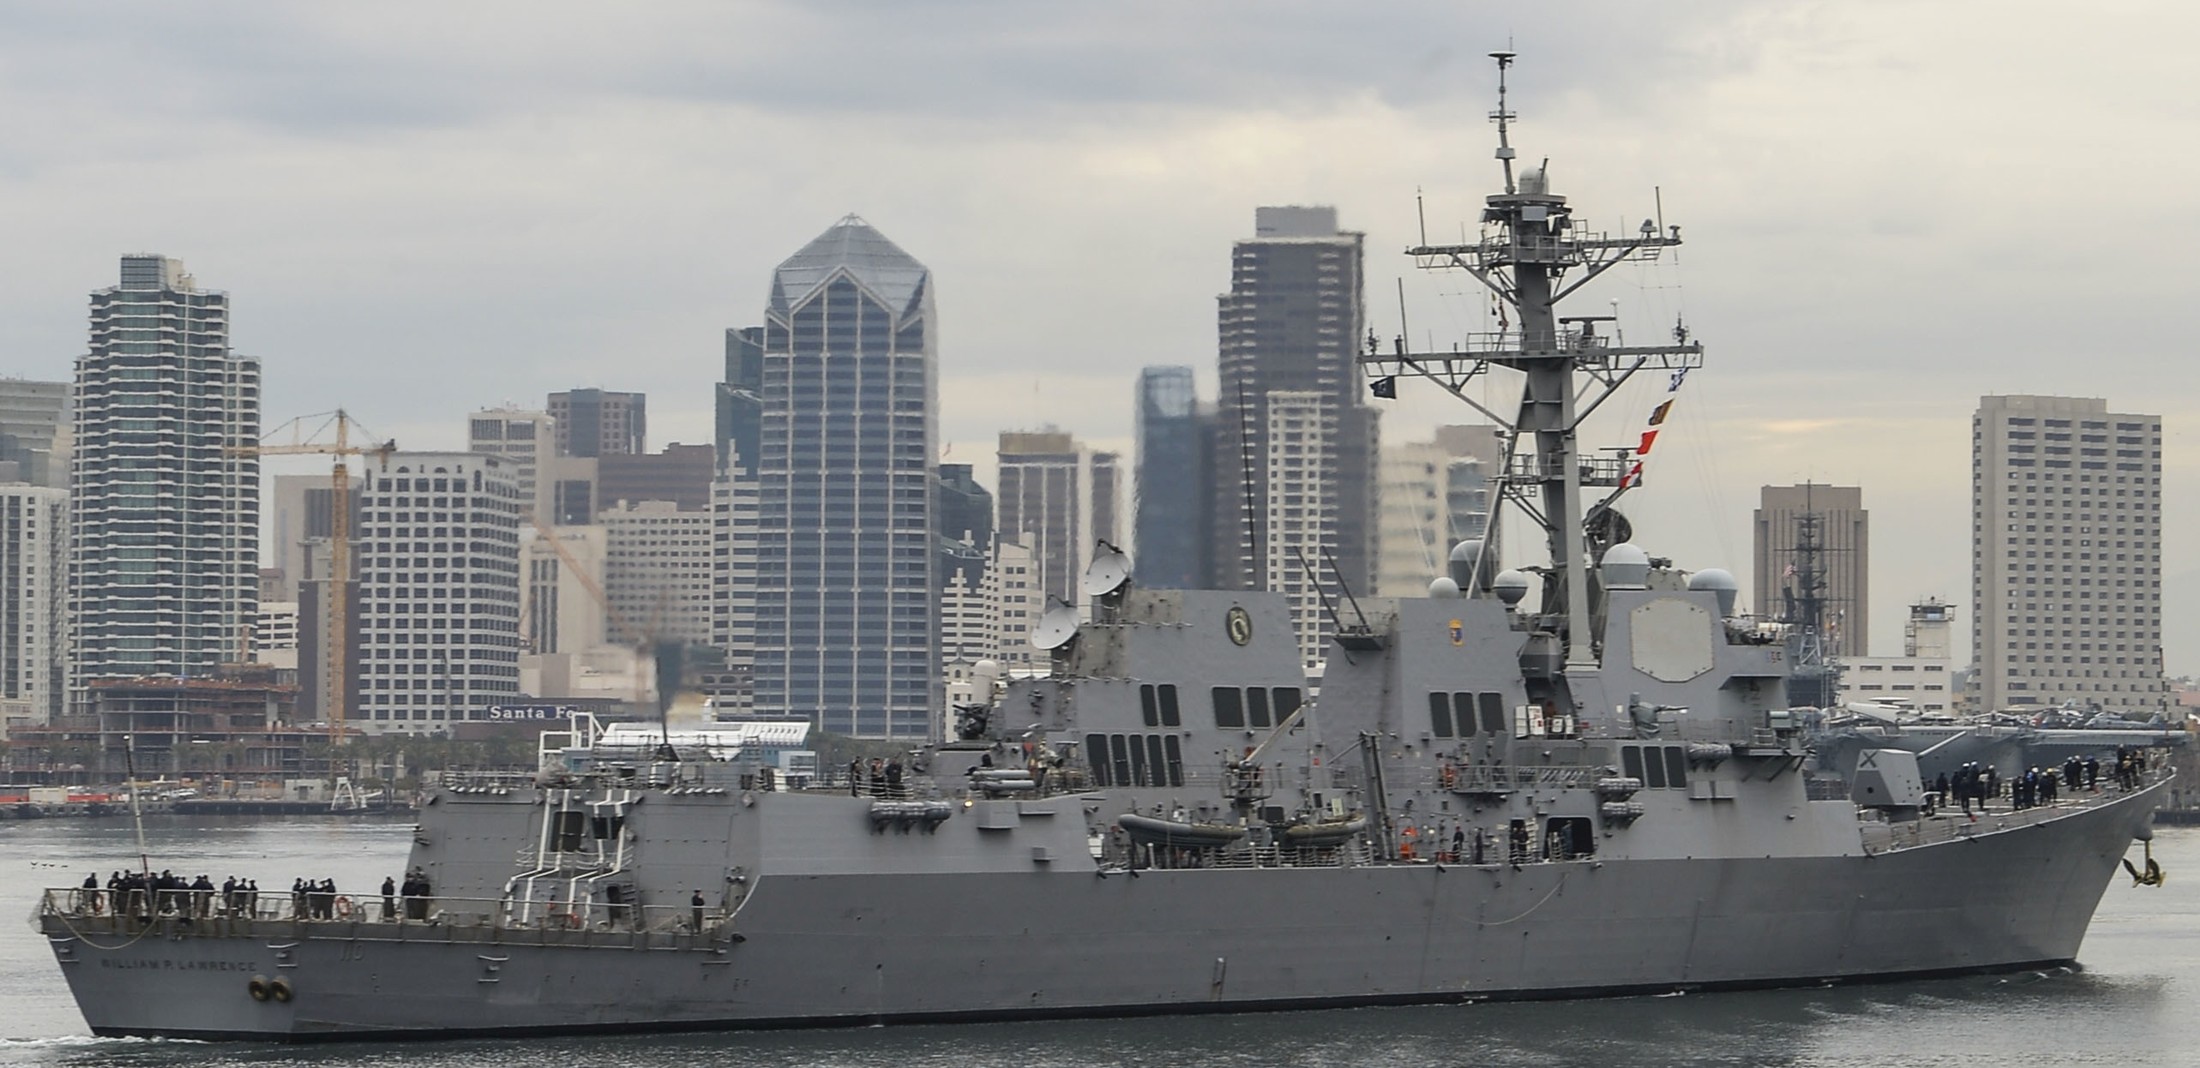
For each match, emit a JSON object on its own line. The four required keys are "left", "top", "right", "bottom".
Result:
{"left": 2123, "top": 841, "right": 2167, "bottom": 887}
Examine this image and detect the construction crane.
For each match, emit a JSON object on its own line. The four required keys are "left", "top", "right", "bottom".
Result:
{"left": 229, "top": 410, "right": 396, "bottom": 750}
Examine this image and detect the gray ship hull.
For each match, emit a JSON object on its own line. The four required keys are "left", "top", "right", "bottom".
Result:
{"left": 45, "top": 779, "right": 2160, "bottom": 1041}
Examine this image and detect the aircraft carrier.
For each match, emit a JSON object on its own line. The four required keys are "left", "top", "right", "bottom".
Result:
{"left": 37, "top": 54, "right": 2170, "bottom": 1041}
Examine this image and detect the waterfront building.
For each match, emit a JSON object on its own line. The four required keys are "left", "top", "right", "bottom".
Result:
{"left": 1212, "top": 207, "right": 1376, "bottom": 669}
{"left": 995, "top": 431, "right": 1117, "bottom": 608}
{"left": 935, "top": 462, "right": 993, "bottom": 649}
{"left": 67, "top": 255, "right": 259, "bottom": 708}
{"left": 468, "top": 408, "right": 558, "bottom": 525}
{"left": 987, "top": 538, "right": 1043, "bottom": 676}
{"left": 253, "top": 600, "right": 299, "bottom": 673}
{"left": 1973, "top": 395, "right": 2167, "bottom": 714}
{"left": 718, "top": 327, "right": 764, "bottom": 477}
{"left": 354, "top": 452, "right": 522, "bottom": 731}
{"left": 708, "top": 468, "right": 758, "bottom": 712}
{"left": 1132, "top": 366, "right": 1208, "bottom": 589}
{"left": 1838, "top": 599, "right": 1958, "bottom": 716}
{"left": 86, "top": 671, "right": 306, "bottom": 778}
{"left": 522, "top": 524, "right": 608, "bottom": 655}
{"left": 1376, "top": 425, "right": 1501, "bottom": 597}
{"left": 751, "top": 216, "right": 938, "bottom": 739}
{"left": 268, "top": 473, "right": 359, "bottom": 604}
{"left": 600, "top": 499, "right": 716, "bottom": 648}
{"left": 0, "top": 378, "right": 69, "bottom": 488}
{"left": 548, "top": 389, "right": 646, "bottom": 459}
{"left": 1753, "top": 483, "right": 1869, "bottom": 658}
{"left": 598, "top": 443, "right": 715, "bottom": 512}
{"left": 0, "top": 484, "right": 65, "bottom": 734}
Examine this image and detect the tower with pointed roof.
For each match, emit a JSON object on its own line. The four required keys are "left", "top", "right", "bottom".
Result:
{"left": 751, "top": 217, "right": 938, "bottom": 738}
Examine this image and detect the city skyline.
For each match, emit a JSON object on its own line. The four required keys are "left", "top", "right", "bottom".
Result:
{"left": 0, "top": 5, "right": 2193, "bottom": 671}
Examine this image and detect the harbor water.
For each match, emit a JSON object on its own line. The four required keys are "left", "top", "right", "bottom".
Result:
{"left": 4, "top": 815, "right": 2199, "bottom": 1067}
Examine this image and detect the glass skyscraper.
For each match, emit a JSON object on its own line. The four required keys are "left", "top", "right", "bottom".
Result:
{"left": 752, "top": 217, "right": 937, "bottom": 739}
{"left": 1132, "top": 366, "right": 1208, "bottom": 588}
{"left": 68, "top": 255, "right": 260, "bottom": 706}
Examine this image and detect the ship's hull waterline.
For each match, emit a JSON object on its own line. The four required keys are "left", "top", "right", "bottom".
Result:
{"left": 47, "top": 780, "right": 2159, "bottom": 1042}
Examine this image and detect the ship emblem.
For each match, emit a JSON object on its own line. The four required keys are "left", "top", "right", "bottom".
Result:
{"left": 1448, "top": 619, "right": 1465, "bottom": 646}
{"left": 1226, "top": 606, "right": 1253, "bottom": 646}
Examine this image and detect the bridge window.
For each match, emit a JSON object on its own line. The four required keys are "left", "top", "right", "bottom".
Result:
{"left": 1452, "top": 692, "right": 1478, "bottom": 737}
{"left": 1478, "top": 693, "right": 1506, "bottom": 735}
{"left": 1429, "top": 692, "right": 1453, "bottom": 738}
{"left": 1158, "top": 685, "right": 1182, "bottom": 727}
{"left": 1212, "top": 687, "right": 1244, "bottom": 729}
{"left": 1246, "top": 687, "right": 1272, "bottom": 729}
{"left": 1145, "top": 736, "right": 1168, "bottom": 787}
{"left": 1162, "top": 736, "right": 1184, "bottom": 787}
{"left": 1140, "top": 685, "right": 1159, "bottom": 727}
{"left": 1664, "top": 746, "right": 1688, "bottom": 789}
{"left": 1110, "top": 735, "right": 1133, "bottom": 786}
{"left": 1084, "top": 734, "right": 1110, "bottom": 786}
{"left": 1127, "top": 735, "right": 1148, "bottom": 786}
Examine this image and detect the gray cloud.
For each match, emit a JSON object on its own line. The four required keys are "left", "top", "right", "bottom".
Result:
{"left": 1, "top": 0, "right": 2195, "bottom": 671}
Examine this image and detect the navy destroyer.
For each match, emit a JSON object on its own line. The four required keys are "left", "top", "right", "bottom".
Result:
{"left": 37, "top": 54, "right": 2169, "bottom": 1041}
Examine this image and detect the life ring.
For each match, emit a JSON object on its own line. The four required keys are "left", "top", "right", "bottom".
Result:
{"left": 332, "top": 896, "right": 354, "bottom": 920}
{"left": 247, "top": 976, "right": 271, "bottom": 1002}
{"left": 269, "top": 979, "right": 293, "bottom": 1003}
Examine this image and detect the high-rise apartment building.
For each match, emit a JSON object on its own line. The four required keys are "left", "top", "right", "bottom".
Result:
{"left": 1212, "top": 207, "right": 1376, "bottom": 668}
{"left": 1376, "top": 425, "right": 1501, "bottom": 597}
{"left": 936, "top": 462, "right": 993, "bottom": 595}
{"left": 468, "top": 408, "right": 557, "bottom": 525}
{"left": 68, "top": 255, "right": 260, "bottom": 705}
{"left": 1753, "top": 484, "right": 1869, "bottom": 658}
{"left": 598, "top": 443, "right": 715, "bottom": 512}
{"left": 0, "top": 379, "right": 69, "bottom": 488}
{"left": 717, "top": 327, "right": 764, "bottom": 476}
{"left": 548, "top": 389, "right": 646, "bottom": 459}
{"left": 522, "top": 525, "right": 607, "bottom": 656}
{"left": 354, "top": 453, "right": 521, "bottom": 731}
{"left": 1973, "top": 395, "right": 2166, "bottom": 713}
{"left": 709, "top": 468, "right": 758, "bottom": 698}
{"left": 269, "top": 473, "right": 359, "bottom": 604}
{"left": 601, "top": 499, "right": 716, "bottom": 648}
{"left": 1132, "top": 366, "right": 1208, "bottom": 589}
{"left": 996, "top": 430, "right": 1118, "bottom": 608}
{"left": 0, "top": 484, "right": 66, "bottom": 733}
{"left": 752, "top": 217, "right": 938, "bottom": 739}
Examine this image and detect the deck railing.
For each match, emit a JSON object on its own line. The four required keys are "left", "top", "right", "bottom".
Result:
{"left": 36, "top": 889, "right": 736, "bottom": 945}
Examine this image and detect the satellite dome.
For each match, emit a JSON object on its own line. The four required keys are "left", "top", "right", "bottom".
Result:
{"left": 1493, "top": 569, "right": 1531, "bottom": 607}
{"left": 1600, "top": 543, "right": 1651, "bottom": 590}
{"left": 1448, "top": 539, "right": 1496, "bottom": 593}
{"left": 1427, "top": 576, "right": 1462, "bottom": 599}
{"left": 1687, "top": 568, "right": 1740, "bottom": 617}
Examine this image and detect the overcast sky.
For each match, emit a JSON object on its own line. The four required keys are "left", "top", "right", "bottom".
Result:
{"left": 3, "top": 1, "right": 2194, "bottom": 672}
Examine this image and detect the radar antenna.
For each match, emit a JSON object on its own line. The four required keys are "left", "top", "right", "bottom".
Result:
{"left": 1360, "top": 52, "right": 1704, "bottom": 681}
{"left": 1490, "top": 50, "right": 1519, "bottom": 195}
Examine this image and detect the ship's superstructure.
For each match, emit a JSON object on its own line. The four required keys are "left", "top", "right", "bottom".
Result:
{"left": 38, "top": 55, "right": 2168, "bottom": 1042}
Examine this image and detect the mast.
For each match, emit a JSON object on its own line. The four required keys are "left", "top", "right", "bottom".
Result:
{"left": 1776, "top": 483, "right": 1843, "bottom": 708}
{"left": 1361, "top": 52, "right": 1702, "bottom": 674}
